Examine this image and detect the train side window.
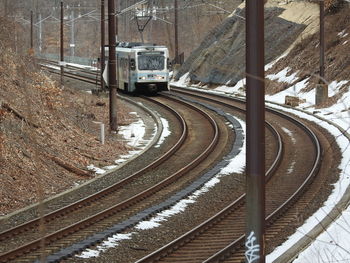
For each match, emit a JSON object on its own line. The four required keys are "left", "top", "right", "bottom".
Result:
{"left": 130, "top": 59, "right": 136, "bottom": 70}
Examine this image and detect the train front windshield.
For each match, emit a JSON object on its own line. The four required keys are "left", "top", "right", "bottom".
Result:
{"left": 138, "top": 52, "right": 165, "bottom": 71}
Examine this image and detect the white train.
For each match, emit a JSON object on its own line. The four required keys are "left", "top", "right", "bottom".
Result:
{"left": 104, "top": 42, "right": 170, "bottom": 94}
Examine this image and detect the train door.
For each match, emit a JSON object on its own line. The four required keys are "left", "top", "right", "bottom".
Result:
{"left": 117, "top": 54, "right": 123, "bottom": 91}
{"left": 128, "top": 54, "right": 137, "bottom": 93}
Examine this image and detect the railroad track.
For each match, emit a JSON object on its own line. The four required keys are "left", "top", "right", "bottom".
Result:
{"left": 131, "top": 88, "right": 326, "bottom": 263}
{"left": 12, "top": 60, "right": 337, "bottom": 262}
{"left": 0, "top": 91, "right": 234, "bottom": 262}
{"left": 37, "top": 59, "right": 100, "bottom": 86}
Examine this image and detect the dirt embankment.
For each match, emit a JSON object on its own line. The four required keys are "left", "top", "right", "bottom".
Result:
{"left": 265, "top": 2, "right": 350, "bottom": 97}
{"left": 176, "top": 0, "right": 349, "bottom": 91}
{"left": 0, "top": 45, "right": 132, "bottom": 215}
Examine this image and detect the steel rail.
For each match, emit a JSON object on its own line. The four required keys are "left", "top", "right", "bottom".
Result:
{"left": 165, "top": 90, "right": 282, "bottom": 182}
{"left": 40, "top": 65, "right": 99, "bottom": 85}
{"left": 37, "top": 58, "right": 100, "bottom": 85}
{"left": 134, "top": 99, "right": 282, "bottom": 263}
{"left": 0, "top": 98, "right": 187, "bottom": 261}
{"left": 203, "top": 105, "right": 321, "bottom": 263}
{"left": 0, "top": 94, "right": 221, "bottom": 263}
{"left": 38, "top": 58, "right": 99, "bottom": 76}
{"left": 134, "top": 88, "right": 321, "bottom": 263}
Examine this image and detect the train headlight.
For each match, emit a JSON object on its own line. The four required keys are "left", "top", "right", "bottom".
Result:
{"left": 139, "top": 76, "right": 147, "bottom": 80}
{"left": 155, "top": 75, "right": 165, "bottom": 80}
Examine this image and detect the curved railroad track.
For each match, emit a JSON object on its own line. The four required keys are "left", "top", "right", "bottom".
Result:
{"left": 38, "top": 59, "right": 100, "bottom": 85}
{"left": 13, "top": 61, "right": 337, "bottom": 263}
{"left": 131, "top": 88, "right": 326, "bottom": 263}
{"left": 0, "top": 94, "right": 230, "bottom": 262}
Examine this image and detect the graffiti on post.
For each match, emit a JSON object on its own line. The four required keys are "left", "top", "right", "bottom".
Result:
{"left": 245, "top": 231, "right": 260, "bottom": 263}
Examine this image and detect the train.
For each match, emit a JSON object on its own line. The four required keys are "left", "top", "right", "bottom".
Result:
{"left": 103, "top": 42, "right": 171, "bottom": 94}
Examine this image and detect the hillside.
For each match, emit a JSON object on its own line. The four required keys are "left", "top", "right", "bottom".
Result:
{"left": 1, "top": 0, "right": 349, "bottom": 216}
{"left": 176, "top": 0, "right": 350, "bottom": 98}
{"left": 266, "top": 3, "right": 350, "bottom": 97}
{"left": 0, "top": 0, "right": 246, "bottom": 217}
{"left": 0, "top": 27, "right": 132, "bottom": 215}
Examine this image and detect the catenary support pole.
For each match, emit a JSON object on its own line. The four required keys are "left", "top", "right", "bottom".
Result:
{"left": 174, "top": 0, "right": 179, "bottom": 64}
{"left": 30, "top": 10, "right": 34, "bottom": 51}
{"left": 38, "top": 13, "right": 42, "bottom": 53}
{"left": 60, "top": 1, "right": 64, "bottom": 87}
{"left": 101, "top": 0, "right": 106, "bottom": 91}
{"left": 71, "top": 9, "right": 75, "bottom": 57}
{"left": 115, "top": 0, "right": 119, "bottom": 39}
{"left": 319, "top": 0, "right": 325, "bottom": 82}
{"left": 108, "top": 0, "right": 118, "bottom": 131}
{"left": 245, "top": 1, "right": 265, "bottom": 263}
{"left": 316, "top": 0, "right": 328, "bottom": 105}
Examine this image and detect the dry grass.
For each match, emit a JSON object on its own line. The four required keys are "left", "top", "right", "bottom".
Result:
{"left": 265, "top": 79, "right": 290, "bottom": 95}
{"left": 266, "top": 5, "right": 350, "bottom": 97}
{"left": 0, "top": 30, "right": 133, "bottom": 215}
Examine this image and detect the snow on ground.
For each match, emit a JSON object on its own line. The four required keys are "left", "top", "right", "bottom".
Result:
{"left": 219, "top": 76, "right": 350, "bottom": 262}
{"left": 266, "top": 67, "right": 299, "bottom": 84}
{"left": 134, "top": 116, "right": 246, "bottom": 231}
{"left": 264, "top": 102, "right": 350, "bottom": 263}
{"left": 172, "top": 70, "right": 350, "bottom": 262}
{"left": 154, "top": 117, "right": 171, "bottom": 148}
{"left": 171, "top": 72, "right": 190, "bottom": 88}
{"left": 76, "top": 112, "right": 247, "bottom": 259}
{"left": 87, "top": 111, "right": 158, "bottom": 175}
{"left": 266, "top": 77, "right": 312, "bottom": 104}
{"left": 78, "top": 66, "right": 350, "bottom": 261}
{"left": 76, "top": 233, "right": 134, "bottom": 259}
{"left": 118, "top": 112, "right": 148, "bottom": 148}
{"left": 281, "top": 127, "right": 296, "bottom": 144}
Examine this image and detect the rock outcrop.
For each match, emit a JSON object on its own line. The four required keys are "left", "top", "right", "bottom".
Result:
{"left": 175, "top": 3, "right": 313, "bottom": 86}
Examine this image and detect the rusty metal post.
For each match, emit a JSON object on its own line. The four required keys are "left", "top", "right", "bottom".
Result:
{"left": 101, "top": 0, "right": 106, "bottom": 91}
{"left": 30, "top": 10, "right": 34, "bottom": 50}
{"left": 60, "top": 1, "right": 64, "bottom": 87}
{"left": 245, "top": 0, "right": 265, "bottom": 262}
{"left": 319, "top": 0, "right": 325, "bottom": 82}
{"left": 38, "top": 13, "right": 42, "bottom": 53}
{"left": 174, "top": 0, "right": 179, "bottom": 64}
{"left": 108, "top": 0, "right": 118, "bottom": 131}
{"left": 70, "top": 9, "right": 75, "bottom": 57}
{"left": 115, "top": 0, "right": 119, "bottom": 39}
{"left": 316, "top": 0, "right": 328, "bottom": 105}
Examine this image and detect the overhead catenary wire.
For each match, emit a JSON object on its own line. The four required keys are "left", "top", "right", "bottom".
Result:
{"left": 15, "top": 0, "right": 235, "bottom": 27}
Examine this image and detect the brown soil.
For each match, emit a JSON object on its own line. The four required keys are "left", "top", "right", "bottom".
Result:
{"left": 266, "top": 5, "right": 350, "bottom": 96}
{"left": 0, "top": 49, "right": 132, "bottom": 216}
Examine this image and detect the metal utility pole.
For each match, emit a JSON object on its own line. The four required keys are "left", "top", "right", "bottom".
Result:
{"left": 148, "top": 0, "right": 154, "bottom": 43}
{"left": 101, "top": 0, "right": 106, "bottom": 91}
{"left": 70, "top": 9, "right": 75, "bottom": 57}
{"left": 319, "top": 0, "right": 325, "bottom": 82}
{"left": 174, "top": 0, "right": 179, "bottom": 64}
{"left": 316, "top": 0, "right": 328, "bottom": 105}
{"left": 245, "top": 0, "right": 265, "bottom": 262}
{"left": 38, "top": 13, "right": 42, "bottom": 53}
{"left": 115, "top": 0, "right": 119, "bottom": 39}
{"left": 108, "top": 0, "right": 118, "bottom": 131}
{"left": 30, "top": 10, "right": 34, "bottom": 51}
{"left": 60, "top": 1, "right": 64, "bottom": 87}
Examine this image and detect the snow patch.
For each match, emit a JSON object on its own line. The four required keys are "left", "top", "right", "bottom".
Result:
{"left": 154, "top": 117, "right": 171, "bottom": 148}
{"left": 76, "top": 233, "right": 134, "bottom": 259}
{"left": 266, "top": 67, "right": 299, "bottom": 84}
